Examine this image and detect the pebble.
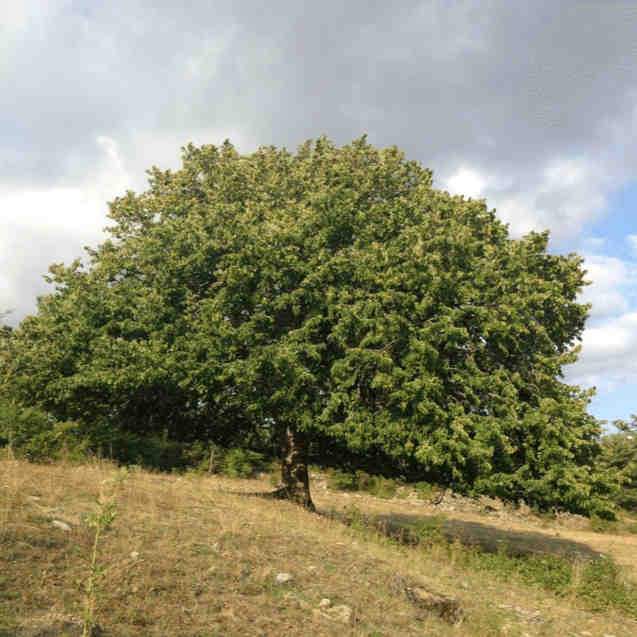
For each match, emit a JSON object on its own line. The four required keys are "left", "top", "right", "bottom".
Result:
{"left": 51, "top": 520, "right": 71, "bottom": 532}
{"left": 275, "top": 572, "right": 293, "bottom": 584}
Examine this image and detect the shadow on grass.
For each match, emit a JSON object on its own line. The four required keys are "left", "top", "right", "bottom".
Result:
{"left": 324, "top": 508, "right": 604, "bottom": 561}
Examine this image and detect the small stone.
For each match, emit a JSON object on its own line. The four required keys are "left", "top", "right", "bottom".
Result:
{"left": 275, "top": 572, "right": 293, "bottom": 584}
{"left": 52, "top": 520, "right": 71, "bottom": 532}
{"left": 318, "top": 598, "right": 331, "bottom": 608}
{"left": 130, "top": 551, "right": 140, "bottom": 560}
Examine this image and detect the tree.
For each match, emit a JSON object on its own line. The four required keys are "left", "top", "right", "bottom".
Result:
{"left": 3, "top": 137, "right": 612, "bottom": 513}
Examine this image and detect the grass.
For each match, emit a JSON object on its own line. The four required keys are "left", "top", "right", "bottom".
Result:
{"left": 2, "top": 455, "right": 637, "bottom": 636}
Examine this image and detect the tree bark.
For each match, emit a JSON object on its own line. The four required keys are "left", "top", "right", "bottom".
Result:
{"left": 279, "top": 425, "right": 315, "bottom": 511}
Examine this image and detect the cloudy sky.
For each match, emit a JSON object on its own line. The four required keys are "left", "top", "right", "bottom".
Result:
{"left": 2, "top": 1, "right": 637, "bottom": 423}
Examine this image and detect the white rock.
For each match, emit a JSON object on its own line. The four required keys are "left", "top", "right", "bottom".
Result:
{"left": 130, "top": 551, "right": 140, "bottom": 560}
{"left": 275, "top": 572, "right": 293, "bottom": 584}
{"left": 51, "top": 520, "right": 71, "bottom": 532}
{"left": 318, "top": 598, "right": 331, "bottom": 609}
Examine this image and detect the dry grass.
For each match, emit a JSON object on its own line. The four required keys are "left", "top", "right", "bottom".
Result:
{"left": 1, "top": 456, "right": 636, "bottom": 637}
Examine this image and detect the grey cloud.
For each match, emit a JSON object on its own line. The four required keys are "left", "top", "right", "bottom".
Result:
{"left": 2, "top": 1, "right": 637, "bottom": 320}
{"left": 3, "top": 2, "right": 637, "bottom": 183}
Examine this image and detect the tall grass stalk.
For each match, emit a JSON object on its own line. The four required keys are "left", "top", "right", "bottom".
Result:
{"left": 82, "top": 469, "right": 127, "bottom": 636}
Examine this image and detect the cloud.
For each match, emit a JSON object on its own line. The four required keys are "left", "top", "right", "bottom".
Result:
{"left": 567, "top": 253, "right": 637, "bottom": 391}
{"left": 579, "top": 255, "right": 636, "bottom": 319}
{"left": 2, "top": 1, "right": 637, "bottom": 324}
{"left": 627, "top": 234, "right": 637, "bottom": 256}
{"left": 0, "top": 136, "right": 131, "bottom": 320}
{"left": 568, "top": 312, "right": 637, "bottom": 392}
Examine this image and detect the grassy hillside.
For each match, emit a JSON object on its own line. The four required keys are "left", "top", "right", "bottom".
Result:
{"left": 1, "top": 456, "right": 637, "bottom": 636}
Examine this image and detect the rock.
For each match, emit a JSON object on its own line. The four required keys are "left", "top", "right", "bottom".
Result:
{"left": 51, "top": 520, "right": 71, "bottom": 532}
{"left": 130, "top": 551, "right": 140, "bottom": 560}
{"left": 393, "top": 576, "right": 462, "bottom": 625}
{"left": 479, "top": 495, "right": 505, "bottom": 513}
{"left": 318, "top": 598, "right": 331, "bottom": 609}
{"left": 275, "top": 572, "right": 293, "bottom": 584}
{"left": 406, "top": 586, "right": 463, "bottom": 624}
{"left": 314, "top": 604, "right": 353, "bottom": 624}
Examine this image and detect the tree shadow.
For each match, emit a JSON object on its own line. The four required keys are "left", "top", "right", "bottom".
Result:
{"left": 324, "top": 508, "right": 604, "bottom": 560}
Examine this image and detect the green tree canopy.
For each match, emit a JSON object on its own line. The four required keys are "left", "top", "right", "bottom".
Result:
{"left": 600, "top": 417, "right": 637, "bottom": 511}
{"left": 2, "top": 137, "right": 613, "bottom": 513}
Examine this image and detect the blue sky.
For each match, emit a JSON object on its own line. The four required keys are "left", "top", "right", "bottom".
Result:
{"left": 560, "top": 182, "right": 637, "bottom": 424}
{"left": 1, "top": 1, "right": 637, "bottom": 425}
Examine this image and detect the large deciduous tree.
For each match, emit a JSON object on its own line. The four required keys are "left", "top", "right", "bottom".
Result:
{"left": 3, "top": 137, "right": 612, "bottom": 513}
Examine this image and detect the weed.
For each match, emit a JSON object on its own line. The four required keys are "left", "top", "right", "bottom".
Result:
{"left": 81, "top": 469, "right": 127, "bottom": 636}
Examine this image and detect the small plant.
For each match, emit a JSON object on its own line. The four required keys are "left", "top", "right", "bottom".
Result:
{"left": 81, "top": 469, "right": 127, "bottom": 636}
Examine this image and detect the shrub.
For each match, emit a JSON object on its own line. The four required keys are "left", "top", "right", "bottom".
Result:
{"left": 0, "top": 399, "right": 88, "bottom": 462}
{"left": 222, "top": 448, "right": 266, "bottom": 478}
{"left": 357, "top": 472, "right": 399, "bottom": 499}
{"left": 326, "top": 469, "right": 359, "bottom": 491}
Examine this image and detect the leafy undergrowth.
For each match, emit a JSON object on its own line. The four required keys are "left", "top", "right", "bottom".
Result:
{"left": 2, "top": 458, "right": 637, "bottom": 636}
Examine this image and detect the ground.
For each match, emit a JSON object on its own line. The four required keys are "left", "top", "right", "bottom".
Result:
{"left": 1, "top": 457, "right": 636, "bottom": 636}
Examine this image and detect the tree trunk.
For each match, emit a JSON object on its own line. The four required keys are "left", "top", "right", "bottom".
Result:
{"left": 280, "top": 425, "right": 315, "bottom": 511}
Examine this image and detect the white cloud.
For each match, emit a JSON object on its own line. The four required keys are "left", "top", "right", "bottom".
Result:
{"left": 627, "top": 234, "right": 637, "bottom": 256}
{"left": 568, "top": 312, "right": 637, "bottom": 391}
{"left": 444, "top": 168, "right": 487, "bottom": 200}
{"left": 442, "top": 155, "right": 613, "bottom": 240}
{"left": 0, "top": 136, "right": 131, "bottom": 320}
{"left": 580, "top": 254, "right": 636, "bottom": 319}
{"left": 0, "top": 128, "right": 255, "bottom": 322}
{"left": 567, "top": 254, "right": 637, "bottom": 391}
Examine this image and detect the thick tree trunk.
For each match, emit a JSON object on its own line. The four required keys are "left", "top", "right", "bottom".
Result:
{"left": 279, "top": 425, "right": 315, "bottom": 511}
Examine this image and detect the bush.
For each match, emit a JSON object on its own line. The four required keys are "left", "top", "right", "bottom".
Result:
{"left": 357, "top": 472, "right": 399, "bottom": 499}
{"left": 222, "top": 448, "right": 266, "bottom": 478}
{"left": 0, "top": 399, "right": 88, "bottom": 462}
{"left": 326, "top": 469, "right": 359, "bottom": 491}
{"left": 325, "top": 469, "right": 400, "bottom": 498}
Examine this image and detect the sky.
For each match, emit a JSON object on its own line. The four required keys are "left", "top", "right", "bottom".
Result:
{"left": 1, "top": 1, "right": 636, "bottom": 424}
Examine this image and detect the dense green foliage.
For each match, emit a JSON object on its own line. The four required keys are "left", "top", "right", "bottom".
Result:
{"left": 0, "top": 137, "right": 615, "bottom": 513}
{"left": 600, "top": 417, "right": 637, "bottom": 511}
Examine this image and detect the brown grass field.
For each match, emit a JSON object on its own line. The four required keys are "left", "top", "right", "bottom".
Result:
{"left": 1, "top": 456, "right": 636, "bottom": 636}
